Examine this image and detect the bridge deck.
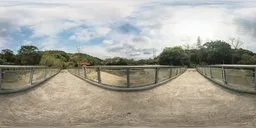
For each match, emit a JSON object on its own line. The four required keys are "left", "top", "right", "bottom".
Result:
{"left": 0, "top": 69, "right": 255, "bottom": 127}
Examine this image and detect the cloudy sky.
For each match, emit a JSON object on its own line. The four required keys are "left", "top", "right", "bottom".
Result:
{"left": 0, "top": 0, "right": 256, "bottom": 59}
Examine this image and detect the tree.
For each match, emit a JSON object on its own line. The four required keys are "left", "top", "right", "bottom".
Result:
{"left": 1, "top": 49, "right": 15, "bottom": 64}
{"left": 231, "top": 48, "right": 255, "bottom": 64}
{"left": 158, "top": 47, "right": 189, "bottom": 65}
{"left": 17, "top": 45, "right": 41, "bottom": 65}
{"left": 238, "top": 54, "right": 256, "bottom": 64}
{"left": 229, "top": 37, "right": 244, "bottom": 64}
{"left": 203, "top": 40, "right": 232, "bottom": 64}
{"left": 229, "top": 37, "right": 243, "bottom": 49}
{"left": 40, "top": 50, "right": 71, "bottom": 68}
{"left": 183, "top": 43, "right": 191, "bottom": 50}
{"left": 0, "top": 53, "right": 7, "bottom": 65}
{"left": 103, "top": 57, "right": 128, "bottom": 65}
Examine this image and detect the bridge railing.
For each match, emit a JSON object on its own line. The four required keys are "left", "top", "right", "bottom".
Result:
{"left": 197, "top": 65, "right": 256, "bottom": 93}
{"left": 0, "top": 65, "right": 60, "bottom": 94}
{"left": 68, "top": 65, "right": 186, "bottom": 91}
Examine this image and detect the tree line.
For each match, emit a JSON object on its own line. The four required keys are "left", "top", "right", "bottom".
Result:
{"left": 1, "top": 39, "right": 256, "bottom": 68}
{"left": 158, "top": 40, "right": 256, "bottom": 67}
{"left": 0, "top": 46, "right": 41, "bottom": 65}
{"left": 0, "top": 45, "right": 102, "bottom": 68}
{"left": 102, "top": 40, "right": 256, "bottom": 67}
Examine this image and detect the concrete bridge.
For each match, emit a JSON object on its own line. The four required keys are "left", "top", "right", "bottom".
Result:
{"left": 0, "top": 69, "right": 256, "bottom": 128}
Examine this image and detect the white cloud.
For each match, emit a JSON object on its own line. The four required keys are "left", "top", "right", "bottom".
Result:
{"left": 95, "top": 27, "right": 111, "bottom": 36}
{"left": 31, "top": 21, "right": 79, "bottom": 38}
{"left": 102, "top": 40, "right": 114, "bottom": 46}
{"left": 0, "top": 0, "right": 149, "bottom": 50}
{"left": 0, "top": 0, "right": 256, "bottom": 59}
{"left": 81, "top": 45, "right": 118, "bottom": 59}
{"left": 39, "top": 37, "right": 65, "bottom": 51}
{"left": 131, "top": 6, "right": 254, "bottom": 51}
{"left": 69, "top": 29, "right": 93, "bottom": 42}
{"left": 0, "top": 0, "right": 147, "bottom": 37}
{"left": 21, "top": 40, "right": 33, "bottom": 45}
{"left": 69, "top": 26, "right": 111, "bottom": 42}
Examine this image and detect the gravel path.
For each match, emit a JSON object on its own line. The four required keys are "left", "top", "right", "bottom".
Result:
{"left": 0, "top": 69, "right": 255, "bottom": 128}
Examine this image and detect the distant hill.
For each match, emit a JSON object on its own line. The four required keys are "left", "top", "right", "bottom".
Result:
{"left": 69, "top": 53, "right": 102, "bottom": 65}
{"left": 40, "top": 50, "right": 102, "bottom": 68}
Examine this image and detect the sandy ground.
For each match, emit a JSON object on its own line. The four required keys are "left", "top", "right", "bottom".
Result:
{"left": 101, "top": 72, "right": 126, "bottom": 86}
{"left": 0, "top": 69, "right": 256, "bottom": 128}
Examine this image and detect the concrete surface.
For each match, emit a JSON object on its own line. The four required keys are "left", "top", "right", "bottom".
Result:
{"left": 0, "top": 69, "right": 255, "bottom": 128}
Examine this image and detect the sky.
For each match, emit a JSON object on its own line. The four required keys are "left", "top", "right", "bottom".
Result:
{"left": 0, "top": 0, "right": 256, "bottom": 59}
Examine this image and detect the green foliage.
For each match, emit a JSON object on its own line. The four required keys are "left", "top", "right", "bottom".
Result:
{"left": 231, "top": 48, "right": 254, "bottom": 64}
{"left": 17, "top": 45, "right": 41, "bottom": 65}
{"left": 40, "top": 50, "right": 71, "bottom": 68}
{"left": 103, "top": 57, "right": 129, "bottom": 65}
{"left": 0, "top": 49, "right": 16, "bottom": 65}
{"left": 158, "top": 47, "right": 189, "bottom": 65}
{"left": 0, "top": 45, "right": 102, "bottom": 68}
{"left": 203, "top": 40, "right": 232, "bottom": 64}
{"left": 40, "top": 51, "right": 102, "bottom": 68}
{"left": 238, "top": 54, "right": 256, "bottom": 64}
{"left": 1, "top": 40, "right": 256, "bottom": 67}
{"left": 102, "top": 57, "right": 158, "bottom": 65}
{"left": 157, "top": 40, "right": 256, "bottom": 67}
{"left": 231, "top": 49, "right": 256, "bottom": 64}
{"left": 1, "top": 49, "right": 16, "bottom": 64}
{"left": 0, "top": 57, "right": 7, "bottom": 65}
{"left": 70, "top": 53, "right": 102, "bottom": 66}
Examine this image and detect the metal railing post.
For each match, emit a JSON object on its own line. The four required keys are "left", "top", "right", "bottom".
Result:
{"left": 222, "top": 66, "right": 227, "bottom": 84}
{"left": 44, "top": 68, "right": 47, "bottom": 79}
{"left": 154, "top": 67, "right": 159, "bottom": 84}
{"left": 29, "top": 68, "right": 34, "bottom": 85}
{"left": 210, "top": 66, "right": 213, "bottom": 78}
{"left": 0, "top": 68, "right": 2, "bottom": 89}
{"left": 169, "top": 68, "right": 172, "bottom": 78}
{"left": 126, "top": 68, "right": 130, "bottom": 88}
{"left": 254, "top": 68, "right": 256, "bottom": 90}
{"left": 176, "top": 68, "right": 178, "bottom": 75}
{"left": 97, "top": 67, "right": 101, "bottom": 83}
{"left": 84, "top": 67, "right": 87, "bottom": 79}
{"left": 221, "top": 67, "right": 224, "bottom": 81}
{"left": 78, "top": 68, "right": 80, "bottom": 76}
{"left": 204, "top": 67, "right": 207, "bottom": 76}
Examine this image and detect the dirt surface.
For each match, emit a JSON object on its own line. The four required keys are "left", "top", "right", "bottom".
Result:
{"left": 0, "top": 69, "right": 256, "bottom": 128}
{"left": 101, "top": 72, "right": 126, "bottom": 86}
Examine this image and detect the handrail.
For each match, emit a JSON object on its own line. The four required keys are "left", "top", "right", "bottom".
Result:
{"left": 0, "top": 65, "right": 46, "bottom": 68}
{"left": 197, "top": 65, "right": 256, "bottom": 94}
{"left": 207, "top": 65, "right": 256, "bottom": 68}
{"left": 86, "top": 65, "right": 182, "bottom": 68}
{"left": 68, "top": 65, "right": 187, "bottom": 91}
{"left": 0, "top": 65, "right": 61, "bottom": 94}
